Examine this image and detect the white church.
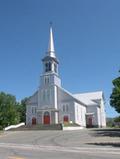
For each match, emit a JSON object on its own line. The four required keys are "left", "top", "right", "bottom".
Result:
{"left": 26, "top": 26, "right": 106, "bottom": 128}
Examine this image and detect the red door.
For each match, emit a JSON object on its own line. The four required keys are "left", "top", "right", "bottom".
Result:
{"left": 32, "top": 117, "right": 36, "bottom": 125}
{"left": 86, "top": 115, "right": 93, "bottom": 128}
{"left": 44, "top": 112, "right": 50, "bottom": 125}
{"left": 88, "top": 117, "right": 92, "bottom": 127}
{"left": 64, "top": 116, "right": 69, "bottom": 123}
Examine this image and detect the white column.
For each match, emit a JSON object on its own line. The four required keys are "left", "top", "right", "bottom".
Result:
{"left": 55, "top": 112, "right": 58, "bottom": 124}
{"left": 54, "top": 86, "right": 57, "bottom": 109}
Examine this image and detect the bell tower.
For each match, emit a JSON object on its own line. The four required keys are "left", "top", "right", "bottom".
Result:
{"left": 38, "top": 24, "right": 61, "bottom": 122}
{"left": 42, "top": 26, "right": 59, "bottom": 75}
{"left": 40, "top": 25, "right": 61, "bottom": 88}
{"left": 38, "top": 25, "right": 61, "bottom": 124}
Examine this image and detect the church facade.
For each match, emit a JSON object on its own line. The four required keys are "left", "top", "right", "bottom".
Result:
{"left": 26, "top": 27, "right": 106, "bottom": 128}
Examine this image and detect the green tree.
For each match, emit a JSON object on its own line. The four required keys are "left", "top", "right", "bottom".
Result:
{"left": 106, "top": 118, "right": 114, "bottom": 127}
{"left": 114, "top": 116, "right": 120, "bottom": 122}
{"left": 17, "top": 97, "right": 28, "bottom": 123}
{"left": 110, "top": 71, "right": 120, "bottom": 113}
{"left": 0, "top": 92, "right": 20, "bottom": 129}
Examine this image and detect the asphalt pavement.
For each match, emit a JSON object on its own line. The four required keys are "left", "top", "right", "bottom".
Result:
{"left": 0, "top": 129, "right": 120, "bottom": 159}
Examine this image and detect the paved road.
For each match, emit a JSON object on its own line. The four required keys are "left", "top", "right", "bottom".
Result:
{"left": 0, "top": 129, "right": 120, "bottom": 159}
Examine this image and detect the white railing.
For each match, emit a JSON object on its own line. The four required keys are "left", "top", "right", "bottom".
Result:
{"left": 63, "top": 126, "right": 84, "bottom": 131}
{"left": 4, "top": 122, "right": 25, "bottom": 131}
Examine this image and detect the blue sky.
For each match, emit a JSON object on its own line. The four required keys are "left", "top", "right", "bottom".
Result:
{"left": 0, "top": 0, "right": 120, "bottom": 117}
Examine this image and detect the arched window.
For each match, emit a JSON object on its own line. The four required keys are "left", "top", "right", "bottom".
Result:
{"left": 63, "top": 104, "right": 69, "bottom": 112}
{"left": 63, "top": 105, "right": 65, "bottom": 112}
{"left": 47, "top": 77, "right": 49, "bottom": 83}
{"left": 43, "top": 90, "right": 46, "bottom": 100}
{"left": 47, "top": 89, "right": 50, "bottom": 101}
{"left": 32, "top": 107, "right": 36, "bottom": 114}
{"left": 48, "top": 62, "right": 51, "bottom": 71}
{"left": 44, "top": 77, "right": 47, "bottom": 84}
{"left": 66, "top": 104, "right": 69, "bottom": 112}
{"left": 54, "top": 63, "right": 57, "bottom": 73}
{"left": 45, "top": 63, "right": 49, "bottom": 72}
{"left": 44, "top": 111, "right": 50, "bottom": 116}
{"left": 45, "top": 62, "right": 51, "bottom": 72}
{"left": 44, "top": 76, "right": 50, "bottom": 85}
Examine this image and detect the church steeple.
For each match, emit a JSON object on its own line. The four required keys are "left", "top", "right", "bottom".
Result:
{"left": 42, "top": 25, "right": 59, "bottom": 75}
{"left": 40, "top": 25, "right": 61, "bottom": 88}
{"left": 47, "top": 26, "right": 56, "bottom": 58}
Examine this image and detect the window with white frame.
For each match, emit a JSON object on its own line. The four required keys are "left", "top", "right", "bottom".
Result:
{"left": 54, "top": 63, "right": 57, "bottom": 73}
{"left": 44, "top": 76, "right": 50, "bottom": 85}
{"left": 45, "top": 62, "right": 51, "bottom": 72}
{"left": 47, "top": 89, "right": 50, "bottom": 102}
{"left": 66, "top": 104, "right": 69, "bottom": 112}
{"left": 63, "top": 105, "right": 65, "bottom": 112}
{"left": 63, "top": 104, "right": 69, "bottom": 112}
{"left": 42, "top": 89, "right": 50, "bottom": 102}
{"left": 32, "top": 107, "right": 36, "bottom": 114}
{"left": 43, "top": 90, "right": 46, "bottom": 101}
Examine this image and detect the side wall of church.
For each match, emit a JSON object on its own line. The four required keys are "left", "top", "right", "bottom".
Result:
{"left": 97, "top": 106, "right": 101, "bottom": 127}
{"left": 100, "top": 99, "right": 106, "bottom": 127}
{"left": 58, "top": 101, "right": 75, "bottom": 124}
{"left": 97, "top": 105, "right": 106, "bottom": 128}
{"left": 57, "top": 87, "right": 87, "bottom": 125}
{"left": 57, "top": 87, "right": 76, "bottom": 124}
{"left": 74, "top": 102, "right": 86, "bottom": 126}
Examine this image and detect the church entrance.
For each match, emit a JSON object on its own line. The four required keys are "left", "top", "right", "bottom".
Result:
{"left": 44, "top": 111, "right": 50, "bottom": 125}
{"left": 86, "top": 115, "right": 93, "bottom": 128}
{"left": 63, "top": 115, "right": 69, "bottom": 123}
{"left": 32, "top": 117, "right": 36, "bottom": 125}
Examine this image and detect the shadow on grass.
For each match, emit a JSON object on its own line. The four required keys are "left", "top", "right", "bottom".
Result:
{"left": 90, "top": 128, "right": 120, "bottom": 137}
{"left": 87, "top": 142, "right": 120, "bottom": 147}
{"left": 86, "top": 128, "right": 120, "bottom": 147}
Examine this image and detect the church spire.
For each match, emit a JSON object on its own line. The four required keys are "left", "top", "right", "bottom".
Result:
{"left": 47, "top": 24, "right": 56, "bottom": 58}
{"left": 42, "top": 24, "right": 59, "bottom": 74}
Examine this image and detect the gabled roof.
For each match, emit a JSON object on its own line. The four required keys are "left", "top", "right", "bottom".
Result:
{"left": 73, "top": 91, "right": 103, "bottom": 106}
{"left": 59, "top": 87, "right": 86, "bottom": 106}
{"left": 26, "top": 91, "right": 38, "bottom": 105}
